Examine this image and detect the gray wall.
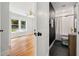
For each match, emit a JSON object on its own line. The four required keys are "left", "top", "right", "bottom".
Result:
{"left": 49, "top": 2, "right": 55, "bottom": 45}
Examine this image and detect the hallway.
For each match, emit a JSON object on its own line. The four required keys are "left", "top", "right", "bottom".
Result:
{"left": 49, "top": 40, "right": 68, "bottom": 56}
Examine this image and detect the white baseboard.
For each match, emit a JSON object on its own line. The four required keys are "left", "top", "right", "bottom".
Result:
{"left": 49, "top": 39, "right": 56, "bottom": 50}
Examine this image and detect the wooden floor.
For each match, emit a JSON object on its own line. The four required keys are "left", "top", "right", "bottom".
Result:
{"left": 9, "top": 33, "right": 35, "bottom": 56}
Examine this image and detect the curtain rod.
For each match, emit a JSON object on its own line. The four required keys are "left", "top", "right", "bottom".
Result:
{"left": 55, "top": 14, "right": 74, "bottom": 18}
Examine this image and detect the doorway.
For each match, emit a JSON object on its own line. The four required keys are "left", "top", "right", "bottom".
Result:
{"left": 0, "top": 2, "right": 49, "bottom": 56}
{"left": 9, "top": 2, "right": 37, "bottom": 56}
{"left": 49, "top": 2, "right": 77, "bottom": 56}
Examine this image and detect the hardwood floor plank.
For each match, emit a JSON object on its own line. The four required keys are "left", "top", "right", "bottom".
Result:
{"left": 9, "top": 33, "right": 35, "bottom": 56}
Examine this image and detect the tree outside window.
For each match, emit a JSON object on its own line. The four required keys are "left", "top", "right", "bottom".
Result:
{"left": 11, "top": 19, "right": 19, "bottom": 32}
{"left": 21, "top": 21, "right": 26, "bottom": 29}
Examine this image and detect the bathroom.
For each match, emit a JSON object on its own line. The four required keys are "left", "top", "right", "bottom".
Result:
{"left": 49, "top": 2, "right": 77, "bottom": 56}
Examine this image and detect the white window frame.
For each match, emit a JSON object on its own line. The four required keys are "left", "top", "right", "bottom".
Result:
{"left": 9, "top": 12, "right": 27, "bottom": 38}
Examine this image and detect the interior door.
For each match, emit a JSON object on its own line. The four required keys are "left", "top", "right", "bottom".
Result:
{"left": 0, "top": 2, "right": 9, "bottom": 56}
{"left": 37, "top": 2, "right": 49, "bottom": 56}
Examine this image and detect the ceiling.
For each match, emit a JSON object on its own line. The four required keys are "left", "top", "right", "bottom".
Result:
{"left": 10, "top": 2, "right": 76, "bottom": 16}
{"left": 51, "top": 2, "right": 76, "bottom": 11}
{"left": 9, "top": 2, "right": 36, "bottom": 16}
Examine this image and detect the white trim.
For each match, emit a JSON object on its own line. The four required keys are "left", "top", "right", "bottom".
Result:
{"left": 49, "top": 39, "right": 56, "bottom": 50}
{"left": 76, "top": 3, "right": 79, "bottom": 56}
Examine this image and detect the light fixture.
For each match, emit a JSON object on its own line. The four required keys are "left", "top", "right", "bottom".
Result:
{"left": 27, "top": 9, "right": 34, "bottom": 18}
{"left": 29, "top": 10, "right": 33, "bottom": 15}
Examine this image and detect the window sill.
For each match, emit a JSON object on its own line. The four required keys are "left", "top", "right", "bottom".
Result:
{"left": 10, "top": 30, "right": 27, "bottom": 39}
{"left": 11, "top": 29, "right": 26, "bottom": 33}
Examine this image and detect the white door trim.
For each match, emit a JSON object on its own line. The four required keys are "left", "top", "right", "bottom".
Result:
{"left": 0, "top": 2, "right": 9, "bottom": 56}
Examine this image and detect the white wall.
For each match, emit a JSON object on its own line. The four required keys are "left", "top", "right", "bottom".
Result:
{"left": 55, "top": 7, "right": 74, "bottom": 40}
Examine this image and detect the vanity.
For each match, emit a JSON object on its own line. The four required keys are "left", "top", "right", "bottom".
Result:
{"left": 68, "top": 33, "right": 76, "bottom": 56}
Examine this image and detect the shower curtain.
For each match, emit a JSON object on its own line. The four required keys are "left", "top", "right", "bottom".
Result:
{"left": 55, "top": 15, "right": 74, "bottom": 41}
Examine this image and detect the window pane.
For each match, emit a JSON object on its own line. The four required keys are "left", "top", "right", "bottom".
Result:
{"left": 12, "top": 19, "right": 18, "bottom": 24}
{"left": 21, "top": 21, "right": 26, "bottom": 29}
{"left": 11, "top": 19, "right": 19, "bottom": 32}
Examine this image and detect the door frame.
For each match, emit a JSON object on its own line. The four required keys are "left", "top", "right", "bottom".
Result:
{"left": 0, "top": 2, "right": 9, "bottom": 56}
{"left": 76, "top": 2, "right": 79, "bottom": 56}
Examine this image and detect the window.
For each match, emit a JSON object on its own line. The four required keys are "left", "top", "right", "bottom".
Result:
{"left": 11, "top": 19, "right": 19, "bottom": 32}
{"left": 11, "top": 19, "right": 26, "bottom": 32}
{"left": 21, "top": 21, "right": 26, "bottom": 29}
